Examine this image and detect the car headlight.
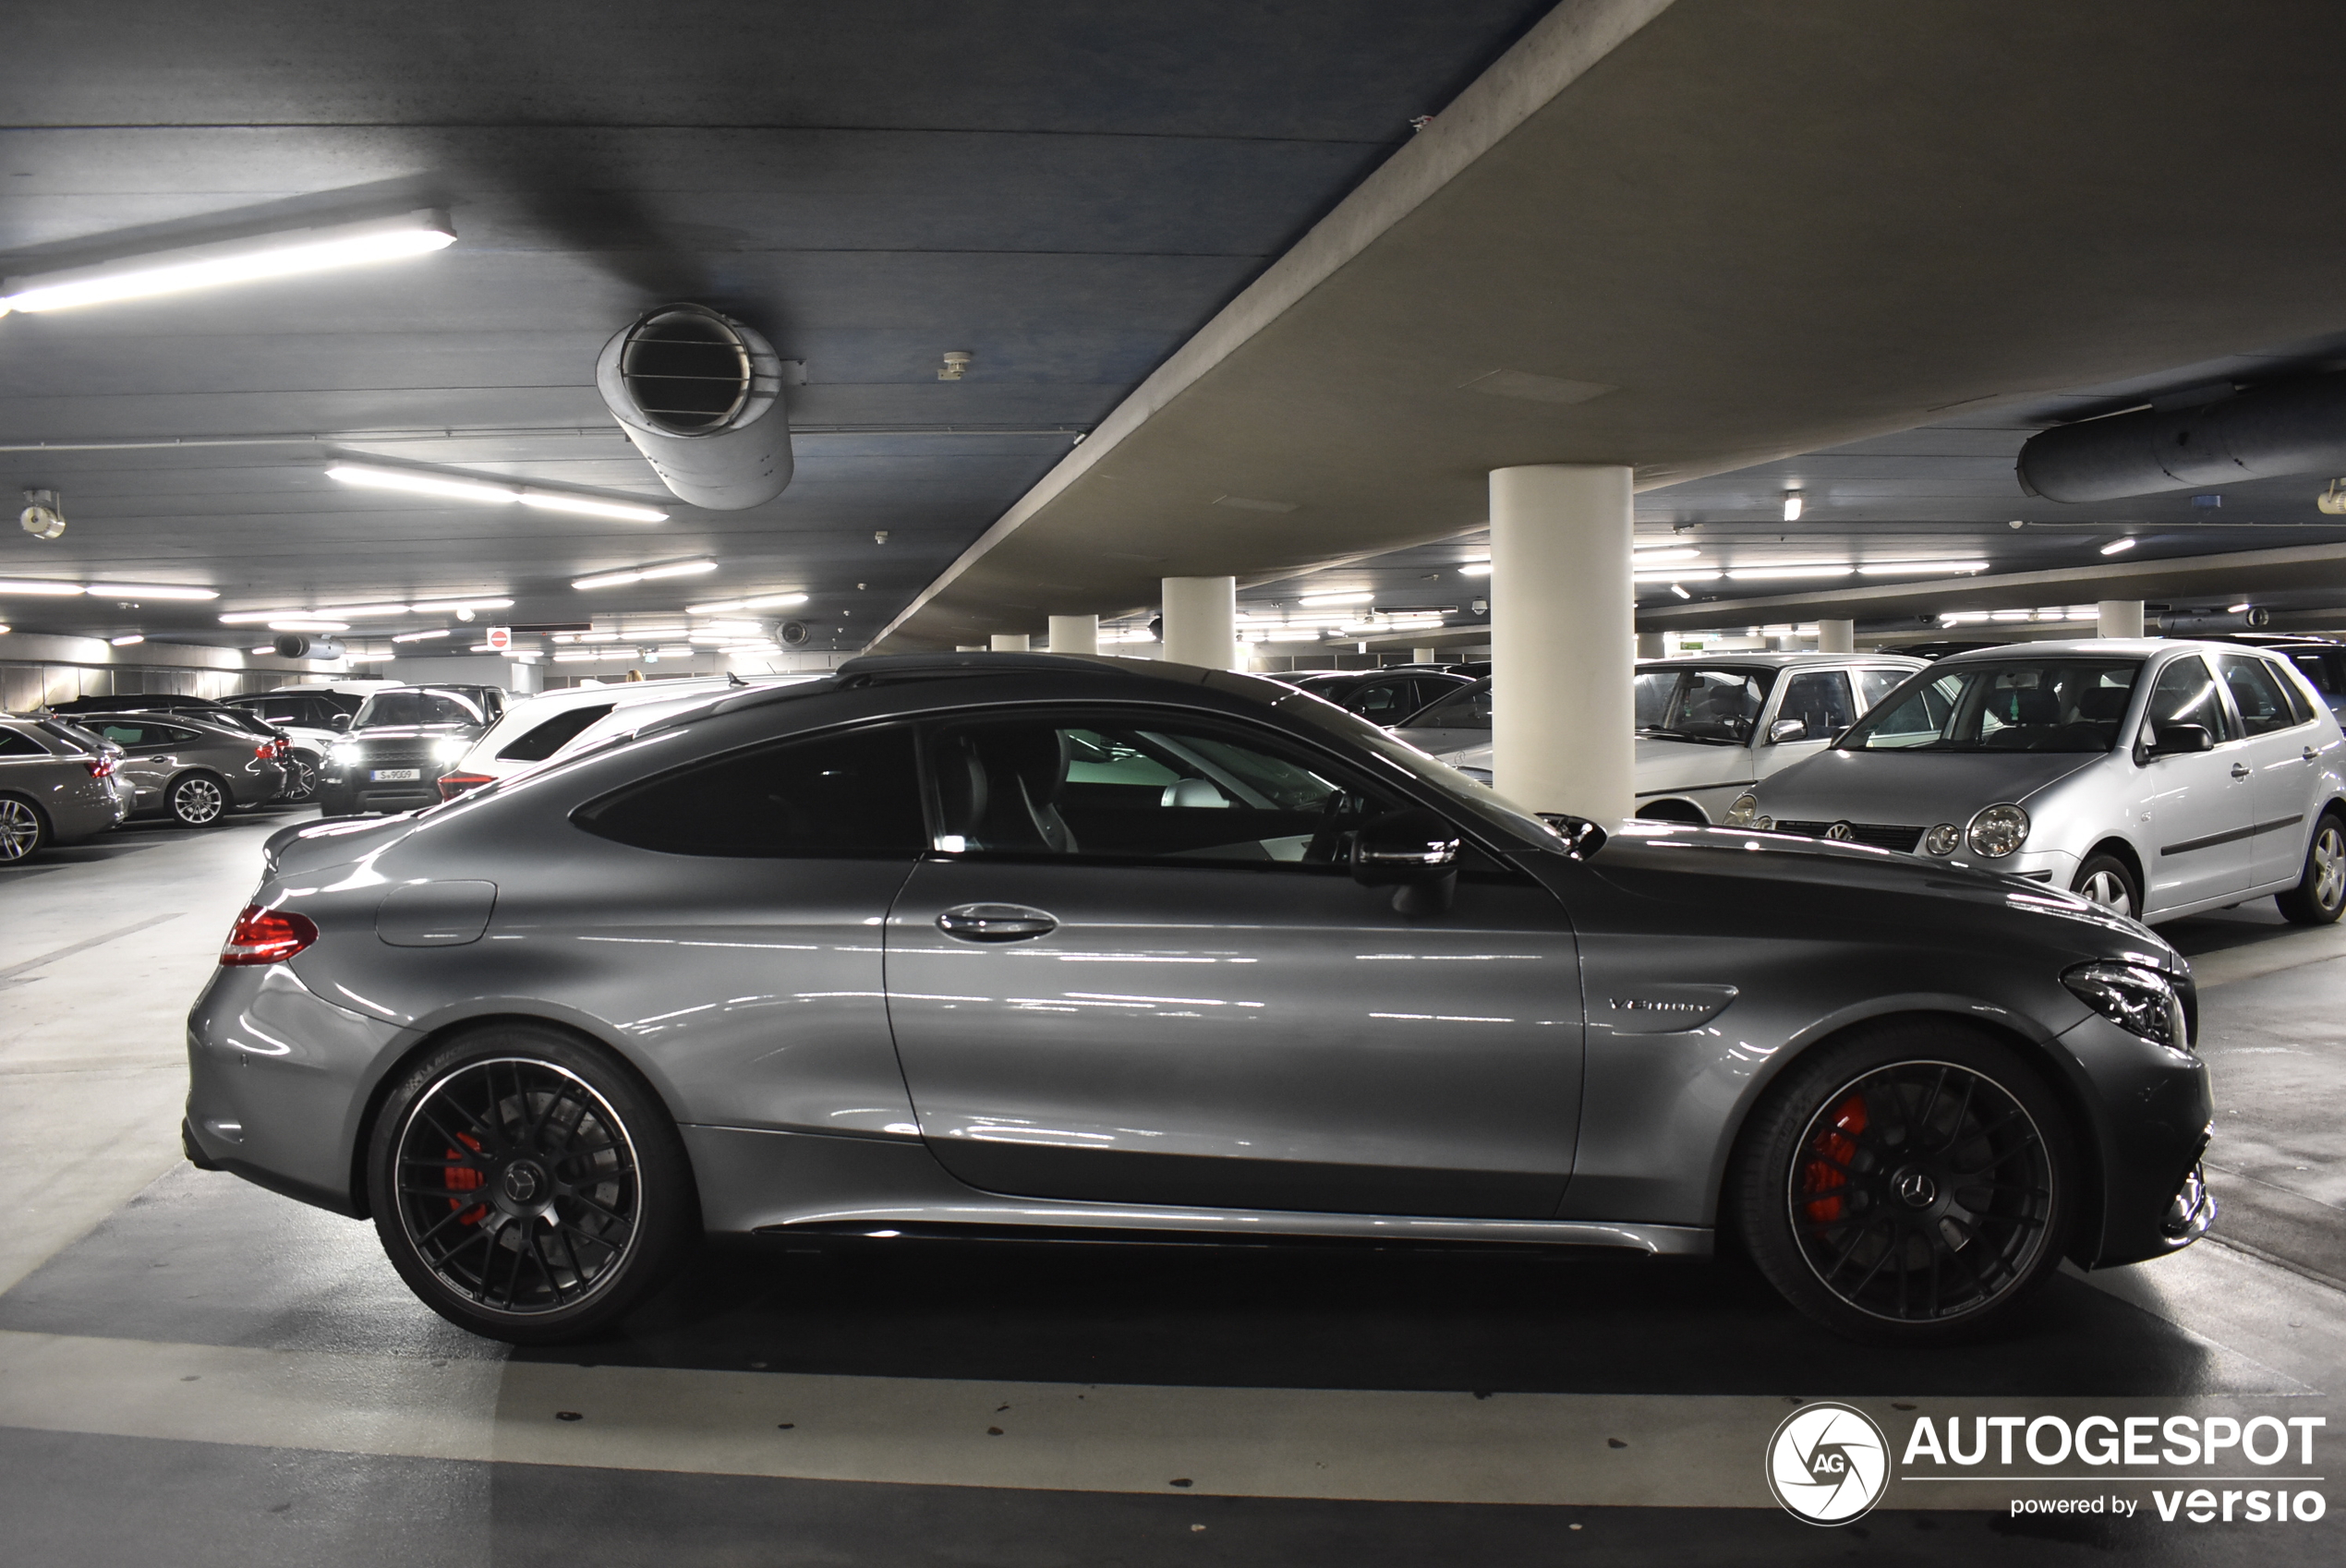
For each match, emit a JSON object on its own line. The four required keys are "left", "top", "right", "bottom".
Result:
{"left": 1966, "top": 803, "right": 2029, "bottom": 858}
{"left": 1922, "top": 822, "right": 1961, "bottom": 856}
{"left": 2062, "top": 959, "right": 2190, "bottom": 1050}
{"left": 433, "top": 738, "right": 470, "bottom": 761}
{"left": 1725, "top": 792, "right": 1760, "bottom": 826}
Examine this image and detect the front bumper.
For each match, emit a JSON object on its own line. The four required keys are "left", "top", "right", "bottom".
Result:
{"left": 2054, "top": 1008, "right": 2216, "bottom": 1267}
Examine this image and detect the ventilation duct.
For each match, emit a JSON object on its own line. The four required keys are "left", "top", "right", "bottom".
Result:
{"left": 272, "top": 633, "right": 345, "bottom": 659}
{"left": 2159, "top": 608, "right": 2273, "bottom": 635}
{"left": 2016, "top": 373, "right": 2346, "bottom": 502}
{"left": 596, "top": 304, "right": 792, "bottom": 510}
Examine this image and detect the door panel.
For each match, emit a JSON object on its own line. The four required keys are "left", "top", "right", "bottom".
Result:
{"left": 886, "top": 856, "right": 1582, "bottom": 1217}
{"left": 2214, "top": 654, "right": 2322, "bottom": 886}
{"left": 2141, "top": 657, "right": 2254, "bottom": 911}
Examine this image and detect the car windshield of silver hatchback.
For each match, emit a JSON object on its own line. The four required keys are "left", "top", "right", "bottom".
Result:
{"left": 1839, "top": 658, "right": 2141, "bottom": 753}
{"left": 1635, "top": 666, "right": 1780, "bottom": 744}
{"left": 351, "top": 689, "right": 486, "bottom": 729}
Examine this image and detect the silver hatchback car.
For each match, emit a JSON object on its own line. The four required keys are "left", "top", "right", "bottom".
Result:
{"left": 187, "top": 654, "right": 2213, "bottom": 1349}
{"left": 1730, "top": 640, "right": 2346, "bottom": 925}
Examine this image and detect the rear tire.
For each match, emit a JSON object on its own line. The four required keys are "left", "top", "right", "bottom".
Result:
{"left": 1732, "top": 1021, "right": 2075, "bottom": 1345}
{"left": 365, "top": 1023, "right": 698, "bottom": 1344}
{"left": 0, "top": 796, "right": 50, "bottom": 863}
{"left": 277, "top": 751, "right": 320, "bottom": 804}
{"left": 166, "top": 772, "right": 227, "bottom": 827}
{"left": 2072, "top": 852, "right": 2141, "bottom": 921}
{"left": 2277, "top": 813, "right": 2346, "bottom": 925}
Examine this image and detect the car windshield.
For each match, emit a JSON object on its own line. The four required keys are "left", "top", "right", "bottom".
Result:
{"left": 1635, "top": 666, "right": 1779, "bottom": 743}
{"left": 1839, "top": 658, "right": 2142, "bottom": 753}
{"left": 352, "top": 689, "right": 487, "bottom": 729}
{"left": 1399, "top": 679, "right": 1491, "bottom": 729}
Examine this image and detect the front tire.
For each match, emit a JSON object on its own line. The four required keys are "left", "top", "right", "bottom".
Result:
{"left": 366, "top": 1024, "right": 698, "bottom": 1343}
{"left": 277, "top": 751, "right": 320, "bottom": 804}
{"left": 166, "top": 772, "right": 227, "bottom": 827}
{"left": 1732, "top": 1022, "right": 2075, "bottom": 1345}
{"left": 2072, "top": 851, "right": 2141, "bottom": 921}
{"left": 2277, "top": 813, "right": 2346, "bottom": 926}
{"left": 0, "top": 796, "right": 51, "bottom": 863}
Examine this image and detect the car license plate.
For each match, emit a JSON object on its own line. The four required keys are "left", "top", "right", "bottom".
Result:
{"left": 370, "top": 768, "right": 421, "bottom": 782}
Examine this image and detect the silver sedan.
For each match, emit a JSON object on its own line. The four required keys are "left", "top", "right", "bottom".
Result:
{"left": 1730, "top": 639, "right": 2346, "bottom": 925}
{"left": 0, "top": 715, "right": 129, "bottom": 862}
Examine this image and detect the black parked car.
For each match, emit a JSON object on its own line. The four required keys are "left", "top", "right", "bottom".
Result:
{"left": 315, "top": 685, "right": 504, "bottom": 815}
{"left": 1280, "top": 668, "right": 1475, "bottom": 723}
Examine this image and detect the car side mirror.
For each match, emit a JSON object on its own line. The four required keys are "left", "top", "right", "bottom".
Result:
{"left": 2141, "top": 723, "right": 2213, "bottom": 761}
{"left": 330, "top": 715, "right": 351, "bottom": 730}
{"left": 1350, "top": 809, "right": 1461, "bottom": 914}
{"left": 1767, "top": 718, "right": 1808, "bottom": 744}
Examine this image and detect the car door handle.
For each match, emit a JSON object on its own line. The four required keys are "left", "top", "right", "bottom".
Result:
{"left": 936, "top": 904, "right": 1059, "bottom": 943}
{"left": 2305, "top": 746, "right": 2321, "bottom": 763}
{"left": 2231, "top": 763, "right": 2252, "bottom": 779}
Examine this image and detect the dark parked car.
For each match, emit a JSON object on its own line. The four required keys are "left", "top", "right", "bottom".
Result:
{"left": 48, "top": 694, "right": 305, "bottom": 802}
{"left": 189, "top": 654, "right": 2211, "bottom": 1348}
{"left": 315, "top": 685, "right": 503, "bottom": 815}
{"left": 72, "top": 711, "right": 286, "bottom": 826}
{"left": 0, "top": 714, "right": 129, "bottom": 861}
{"left": 1281, "top": 667, "right": 1475, "bottom": 722}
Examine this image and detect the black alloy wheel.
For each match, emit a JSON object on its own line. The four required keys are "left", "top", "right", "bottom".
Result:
{"left": 0, "top": 796, "right": 49, "bottom": 862}
{"left": 2278, "top": 813, "right": 2346, "bottom": 926}
{"left": 1735, "top": 1025, "right": 2074, "bottom": 1344}
{"left": 367, "top": 1025, "right": 696, "bottom": 1343}
{"left": 277, "top": 751, "right": 320, "bottom": 804}
{"left": 2071, "top": 852, "right": 2141, "bottom": 921}
{"left": 166, "top": 772, "right": 226, "bottom": 827}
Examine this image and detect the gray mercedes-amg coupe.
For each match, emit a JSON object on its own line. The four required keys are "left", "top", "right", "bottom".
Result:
{"left": 183, "top": 654, "right": 2214, "bottom": 1345}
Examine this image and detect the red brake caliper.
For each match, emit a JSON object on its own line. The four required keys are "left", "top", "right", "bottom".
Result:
{"left": 1802, "top": 1093, "right": 1868, "bottom": 1223}
{"left": 445, "top": 1132, "right": 488, "bottom": 1225}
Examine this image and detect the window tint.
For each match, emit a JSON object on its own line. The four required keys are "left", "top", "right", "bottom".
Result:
{"left": 1856, "top": 668, "right": 1909, "bottom": 709}
{"left": 1775, "top": 670, "right": 1855, "bottom": 741}
{"left": 575, "top": 724, "right": 923, "bottom": 858}
{"left": 0, "top": 728, "right": 47, "bottom": 757}
{"left": 1405, "top": 681, "right": 1491, "bottom": 730}
{"left": 929, "top": 715, "right": 1399, "bottom": 865}
{"left": 2217, "top": 655, "right": 2299, "bottom": 736}
{"left": 499, "top": 704, "right": 614, "bottom": 762}
{"left": 2147, "top": 657, "right": 2231, "bottom": 744}
{"left": 90, "top": 721, "right": 197, "bottom": 749}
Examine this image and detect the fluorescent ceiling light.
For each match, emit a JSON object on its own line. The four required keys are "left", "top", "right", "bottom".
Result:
{"left": 346, "top": 652, "right": 395, "bottom": 663}
{"left": 1725, "top": 564, "right": 1853, "bottom": 580}
{"left": 390, "top": 628, "right": 450, "bottom": 644}
{"left": 2228, "top": 602, "right": 2252, "bottom": 613}
{"left": 248, "top": 645, "right": 274, "bottom": 654}
{"left": 408, "top": 597, "right": 513, "bottom": 613}
{"left": 268, "top": 619, "right": 349, "bottom": 633}
{"left": 85, "top": 582, "right": 219, "bottom": 601}
{"left": 1457, "top": 564, "right": 1492, "bottom": 577}
{"left": 308, "top": 602, "right": 412, "bottom": 618}
{"left": 1783, "top": 493, "right": 1804, "bottom": 522}
{"left": 2099, "top": 537, "right": 2137, "bottom": 556}
{"left": 468, "top": 643, "right": 498, "bottom": 653}
{"left": 1635, "top": 568, "right": 1720, "bottom": 581}
{"left": 0, "top": 579, "right": 85, "bottom": 597}
{"left": 572, "top": 559, "right": 718, "bottom": 591}
{"left": 0, "top": 210, "right": 455, "bottom": 316}
{"left": 611, "top": 625, "right": 688, "bottom": 639}
{"left": 1631, "top": 546, "right": 1701, "bottom": 561}
{"left": 327, "top": 463, "right": 668, "bottom": 524}
{"left": 1670, "top": 583, "right": 1693, "bottom": 600}
{"left": 219, "top": 609, "right": 302, "bottom": 624}
{"left": 1855, "top": 561, "right": 1989, "bottom": 576}
{"left": 108, "top": 633, "right": 144, "bottom": 646}
{"left": 553, "top": 648, "right": 639, "bottom": 664}
{"left": 1989, "top": 609, "right": 2035, "bottom": 622}
{"left": 687, "top": 591, "right": 808, "bottom": 615}
{"left": 1299, "top": 592, "right": 1373, "bottom": 606}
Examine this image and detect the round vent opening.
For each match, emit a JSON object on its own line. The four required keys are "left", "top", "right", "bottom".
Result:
{"left": 620, "top": 309, "right": 755, "bottom": 435}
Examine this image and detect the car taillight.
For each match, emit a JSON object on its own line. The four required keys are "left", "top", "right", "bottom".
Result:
{"left": 273, "top": 737, "right": 291, "bottom": 757}
{"left": 220, "top": 904, "right": 320, "bottom": 966}
{"left": 436, "top": 772, "right": 495, "bottom": 802}
{"left": 254, "top": 742, "right": 275, "bottom": 759}
{"left": 85, "top": 754, "right": 115, "bottom": 778}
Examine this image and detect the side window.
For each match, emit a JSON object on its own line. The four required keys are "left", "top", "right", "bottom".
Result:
{"left": 2146, "top": 657, "right": 2232, "bottom": 744}
{"left": 1856, "top": 668, "right": 1908, "bottom": 710}
{"left": 499, "top": 704, "right": 614, "bottom": 763}
{"left": 1406, "top": 682, "right": 1491, "bottom": 730}
{"left": 574, "top": 724, "right": 924, "bottom": 858}
{"left": 1348, "top": 680, "right": 1412, "bottom": 718}
{"left": 929, "top": 714, "right": 1399, "bottom": 866}
{"left": 91, "top": 722, "right": 157, "bottom": 748}
{"left": 1774, "top": 670, "right": 1855, "bottom": 741}
{"left": 2217, "top": 655, "right": 2299, "bottom": 735}
{"left": 2289, "top": 651, "right": 2341, "bottom": 698}
{"left": 0, "top": 729, "right": 46, "bottom": 757}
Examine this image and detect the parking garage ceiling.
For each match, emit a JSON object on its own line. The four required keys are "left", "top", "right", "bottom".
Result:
{"left": 0, "top": 0, "right": 1550, "bottom": 651}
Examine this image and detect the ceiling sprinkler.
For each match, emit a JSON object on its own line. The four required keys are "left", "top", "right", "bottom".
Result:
{"left": 937, "top": 351, "right": 973, "bottom": 382}
{"left": 19, "top": 488, "right": 64, "bottom": 539}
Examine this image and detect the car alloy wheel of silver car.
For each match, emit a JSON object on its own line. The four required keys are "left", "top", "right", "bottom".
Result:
{"left": 1735, "top": 1023, "right": 2074, "bottom": 1343}
{"left": 2073, "top": 853, "right": 2140, "bottom": 920}
{"left": 2279, "top": 813, "right": 2346, "bottom": 925}
{"left": 168, "top": 773, "right": 226, "bottom": 827}
{"left": 0, "top": 796, "right": 47, "bottom": 862}
{"left": 366, "top": 1026, "right": 696, "bottom": 1342}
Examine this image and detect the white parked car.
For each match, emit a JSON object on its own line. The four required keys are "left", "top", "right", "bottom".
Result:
{"left": 1391, "top": 652, "right": 1926, "bottom": 824}
{"left": 433, "top": 676, "right": 820, "bottom": 801}
{"left": 1731, "top": 639, "right": 2346, "bottom": 924}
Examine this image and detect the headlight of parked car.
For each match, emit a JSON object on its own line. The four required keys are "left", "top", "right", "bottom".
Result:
{"left": 2062, "top": 959, "right": 2190, "bottom": 1050}
{"left": 1966, "top": 803, "right": 2029, "bottom": 858}
{"left": 1726, "top": 792, "right": 1760, "bottom": 826}
{"left": 434, "top": 737, "right": 471, "bottom": 761}
{"left": 1922, "top": 822, "right": 1962, "bottom": 856}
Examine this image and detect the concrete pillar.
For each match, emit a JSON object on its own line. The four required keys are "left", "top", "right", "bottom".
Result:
{"left": 1048, "top": 614, "right": 1099, "bottom": 656}
{"left": 1161, "top": 575, "right": 1240, "bottom": 670}
{"left": 1490, "top": 464, "right": 1634, "bottom": 822}
{"left": 1636, "top": 632, "right": 1666, "bottom": 658}
{"left": 2098, "top": 599, "right": 2145, "bottom": 639}
{"left": 1410, "top": 645, "right": 1438, "bottom": 664}
{"left": 989, "top": 633, "right": 1030, "bottom": 652}
{"left": 1817, "top": 619, "right": 1854, "bottom": 654}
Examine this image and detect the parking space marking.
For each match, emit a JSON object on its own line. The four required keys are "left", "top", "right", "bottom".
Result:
{"left": 0, "top": 913, "right": 185, "bottom": 988}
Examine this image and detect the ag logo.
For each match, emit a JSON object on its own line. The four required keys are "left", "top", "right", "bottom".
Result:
{"left": 1765, "top": 1402, "right": 1889, "bottom": 1525}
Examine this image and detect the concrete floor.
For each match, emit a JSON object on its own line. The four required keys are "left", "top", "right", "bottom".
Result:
{"left": 2, "top": 812, "right": 2342, "bottom": 1564}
